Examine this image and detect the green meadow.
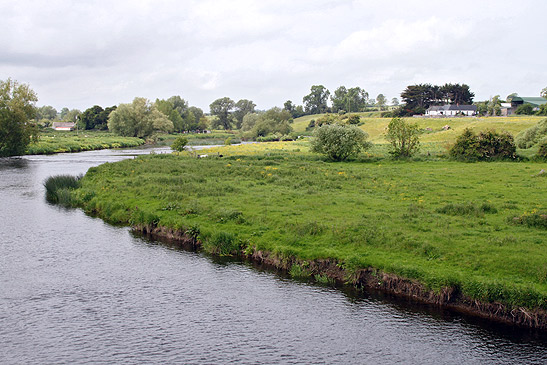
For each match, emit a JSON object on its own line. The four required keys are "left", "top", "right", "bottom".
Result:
{"left": 27, "top": 130, "right": 144, "bottom": 155}
{"left": 70, "top": 140, "right": 547, "bottom": 311}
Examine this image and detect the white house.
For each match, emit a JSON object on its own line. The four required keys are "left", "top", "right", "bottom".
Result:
{"left": 51, "top": 122, "right": 76, "bottom": 131}
{"left": 425, "top": 105, "right": 477, "bottom": 117}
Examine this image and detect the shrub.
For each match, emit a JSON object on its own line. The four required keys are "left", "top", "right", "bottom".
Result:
{"left": 515, "top": 119, "right": 547, "bottom": 148}
{"left": 536, "top": 140, "right": 547, "bottom": 160}
{"left": 515, "top": 104, "right": 534, "bottom": 115}
{"left": 385, "top": 117, "right": 420, "bottom": 158}
{"left": 44, "top": 174, "right": 81, "bottom": 205}
{"left": 171, "top": 136, "right": 188, "bottom": 152}
{"left": 509, "top": 211, "right": 547, "bottom": 229}
{"left": 436, "top": 202, "right": 497, "bottom": 217}
{"left": 310, "top": 124, "right": 370, "bottom": 161}
{"left": 450, "top": 129, "right": 516, "bottom": 161}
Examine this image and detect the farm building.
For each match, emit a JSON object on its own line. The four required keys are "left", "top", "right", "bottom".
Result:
{"left": 510, "top": 96, "right": 547, "bottom": 111}
{"left": 425, "top": 105, "right": 477, "bottom": 117}
{"left": 51, "top": 122, "right": 76, "bottom": 131}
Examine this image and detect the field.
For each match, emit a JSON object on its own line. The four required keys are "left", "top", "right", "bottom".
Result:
{"left": 70, "top": 142, "right": 547, "bottom": 312}
{"left": 27, "top": 130, "right": 144, "bottom": 154}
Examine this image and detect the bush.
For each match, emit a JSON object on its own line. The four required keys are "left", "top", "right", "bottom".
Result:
{"left": 385, "top": 117, "right": 420, "bottom": 158}
{"left": 536, "top": 140, "right": 547, "bottom": 160}
{"left": 310, "top": 124, "right": 370, "bottom": 161}
{"left": 450, "top": 129, "right": 516, "bottom": 161}
{"left": 171, "top": 136, "right": 188, "bottom": 152}
{"left": 515, "top": 119, "right": 547, "bottom": 148}
{"left": 515, "top": 104, "right": 534, "bottom": 115}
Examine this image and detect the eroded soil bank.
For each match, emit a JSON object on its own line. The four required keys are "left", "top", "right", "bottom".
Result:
{"left": 135, "top": 224, "right": 547, "bottom": 330}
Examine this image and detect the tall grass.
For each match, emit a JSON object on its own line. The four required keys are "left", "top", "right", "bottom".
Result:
{"left": 44, "top": 175, "right": 81, "bottom": 205}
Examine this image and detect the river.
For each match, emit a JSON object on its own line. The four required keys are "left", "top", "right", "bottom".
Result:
{"left": 1, "top": 147, "right": 546, "bottom": 364}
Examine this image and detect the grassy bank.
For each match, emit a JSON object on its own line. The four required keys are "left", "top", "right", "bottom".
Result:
{"left": 26, "top": 130, "right": 145, "bottom": 155}
{"left": 68, "top": 142, "right": 547, "bottom": 317}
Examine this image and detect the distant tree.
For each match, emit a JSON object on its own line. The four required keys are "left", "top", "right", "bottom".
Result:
{"left": 108, "top": 97, "right": 173, "bottom": 138}
{"left": 233, "top": 99, "right": 256, "bottom": 129}
{"left": 36, "top": 105, "right": 57, "bottom": 120}
{"left": 439, "top": 83, "right": 474, "bottom": 105}
{"left": 376, "top": 94, "right": 387, "bottom": 110}
{"left": 541, "top": 87, "right": 547, "bottom": 99}
{"left": 391, "top": 97, "right": 399, "bottom": 106}
{"left": 79, "top": 105, "right": 116, "bottom": 130}
{"left": 487, "top": 95, "right": 502, "bottom": 116}
{"left": 155, "top": 99, "right": 184, "bottom": 131}
{"left": 506, "top": 93, "right": 518, "bottom": 102}
{"left": 63, "top": 109, "right": 81, "bottom": 123}
{"left": 59, "top": 107, "right": 70, "bottom": 120}
{"left": 188, "top": 106, "right": 204, "bottom": 129}
{"left": 241, "top": 112, "right": 260, "bottom": 132}
{"left": 0, "top": 78, "right": 38, "bottom": 157}
{"left": 249, "top": 107, "right": 292, "bottom": 138}
{"left": 164, "top": 96, "right": 196, "bottom": 131}
{"left": 401, "top": 83, "right": 474, "bottom": 115}
{"left": 303, "top": 85, "right": 330, "bottom": 114}
{"left": 385, "top": 117, "right": 421, "bottom": 158}
{"left": 210, "top": 97, "right": 235, "bottom": 129}
{"left": 311, "top": 124, "right": 370, "bottom": 161}
{"left": 331, "top": 86, "right": 368, "bottom": 113}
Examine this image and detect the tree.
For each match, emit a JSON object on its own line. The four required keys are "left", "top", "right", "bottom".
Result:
{"left": 108, "top": 97, "right": 173, "bottom": 138}
{"left": 311, "top": 124, "right": 370, "bottom": 161}
{"left": 233, "top": 99, "right": 256, "bottom": 129}
{"left": 0, "top": 78, "right": 38, "bottom": 157}
{"left": 210, "top": 97, "right": 235, "bottom": 129}
{"left": 391, "top": 97, "right": 399, "bottom": 106}
{"left": 303, "top": 85, "right": 330, "bottom": 115}
{"left": 63, "top": 109, "right": 81, "bottom": 123}
{"left": 171, "top": 136, "right": 188, "bottom": 152}
{"left": 385, "top": 117, "right": 421, "bottom": 158}
{"left": 376, "top": 94, "right": 387, "bottom": 110}
{"left": 36, "top": 105, "right": 57, "bottom": 120}
{"left": 155, "top": 98, "right": 184, "bottom": 131}
{"left": 331, "top": 86, "right": 368, "bottom": 113}
{"left": 541, "top": 87, "right": 547, "bottom": 99}
{"left": 487, "top": 95, "right": 502, "bottom": 116}
{"left": 188, "top": 106, "right": 204, "bottom": 130}
{"left": 247, "top": 107, "right": 293, "bottom": 138}
{"left": 401, "top": 83, "right": 475, "bottom": 115}
{"left": 79, "top": 105, "right": 116, "bottom": 130}
{"left": 506, "top": 93, "right": 518, "bottom": 102}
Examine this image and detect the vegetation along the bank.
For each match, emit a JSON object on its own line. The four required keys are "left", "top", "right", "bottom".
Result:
{"left": 59, "top": 141, "right": 547, "bottom": 326}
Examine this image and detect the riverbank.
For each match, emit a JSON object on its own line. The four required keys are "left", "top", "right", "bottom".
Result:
{"left": 27, "top": 130, "right": 145, "bottom": 155}
{"left": 69, "top": 143, "right": 547, "bottom": 328}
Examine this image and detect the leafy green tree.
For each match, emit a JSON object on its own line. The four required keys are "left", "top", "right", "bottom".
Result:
{"left": 36, "top": 105, "right": 57, "bottom": 120}
{"left": 515, "top": 104, "right": 534, "bottom": 115}
{"left": 59, "top": 107, "right": 70, "bottom": 120}
{"left": 331, "top": 86, "right": 368, "bottom": 113}
{"left": 188, "top": 106, "right": 204, "bottom": 130}
{"left": 0, "top": 78, "right": 38, "bottom": 157}
{"left": 506, "top": 93, "right": 518, "bottom": 102}
{"left": 155, "top": 98, "right": 184, "bottom": 131}
{"left": 376, "top": 94, "right": 387, "bottom": 110}
{"left": 108, "top": 97, "right": 173, "bottom": 138}
{"left": 241, "top": 112, "right": 260, "bottom": 131}
{"left": 385, "top": 117, "right": 421, "bottom": 158}
{"left": 303, "top": 85, "right": 330, "bottom": 115}
{"left": 391, "top": 97, "right": 399, "bottom": 106}
{"left": 311, "top": 124, "right": 370, "bottom": 161}
{"left": 210, "top": 97, "right": 235, "bottom": 129}
{"left": 249, "top": 107, "right": 293, "bottom": 138}
{"left": 171, "top": 136, "right": 188, "bottom": 152}
{"left": 233, "top": 99, "right": 256, "bottom": 129}
{"left": 487, "top": 95, "right": 502, "bottom": 116}
{"left": 541, "top": 87, "right": 547, "bottom": 99}
{"left": 79, "top": 105, "right": 116, "bottom": 130}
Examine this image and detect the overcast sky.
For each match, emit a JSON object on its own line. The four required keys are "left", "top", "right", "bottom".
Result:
{"left": 1, "top": 0, "right": 546, "bottom": 112}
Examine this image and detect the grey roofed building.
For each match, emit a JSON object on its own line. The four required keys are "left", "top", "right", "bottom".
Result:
{"left": 425, "top": 104, "right": 477, "bottom": 116}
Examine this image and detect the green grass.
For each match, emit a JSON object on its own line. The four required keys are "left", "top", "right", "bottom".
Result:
{"left": 70, "top": 143, "right": 547, "bottom": 310}
{"left": 27, "top": 130, "right": 144, "bottom": 154}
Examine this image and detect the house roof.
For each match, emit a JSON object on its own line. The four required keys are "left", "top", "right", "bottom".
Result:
{"left": 51, "top": 122, "right": 76, "bottom": 128}
{"left": 511, "top": 96, "right": 547, "bottom": 106}
{"left": 427, "top": 105, "right": 477, "bottom": 111}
